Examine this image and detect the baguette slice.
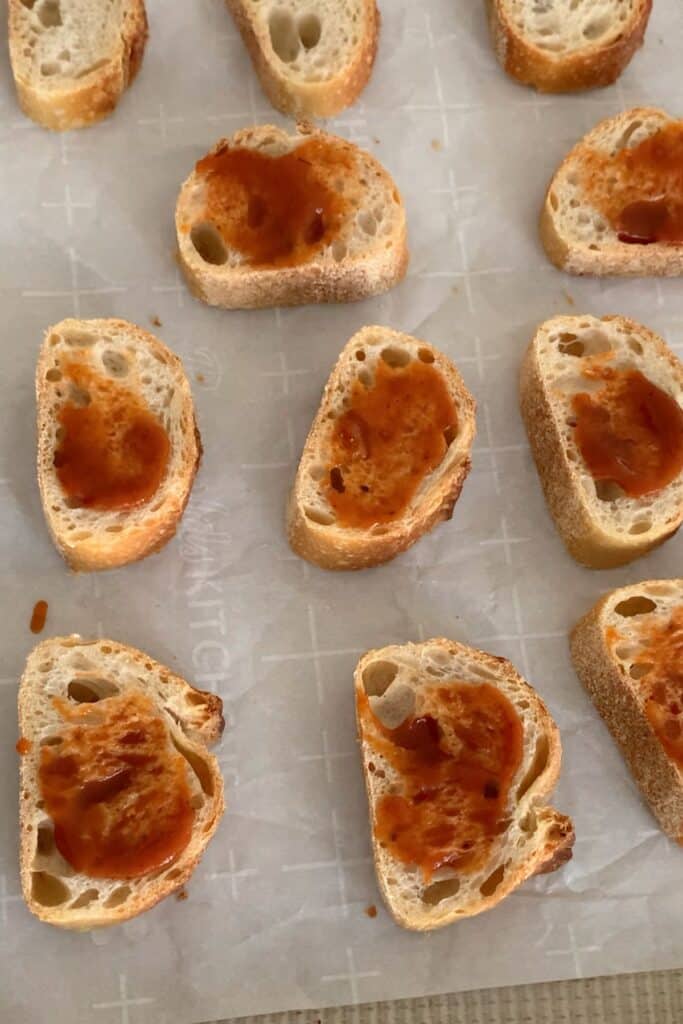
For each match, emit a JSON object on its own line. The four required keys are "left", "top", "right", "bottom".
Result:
{"left": 487, "top": 0, "right": 651, "bottom": 93}
{"left": 355, "top": 638, "right": 574, "bottom": 930}
{"left": 520, "top": 315, "right": 683, "bottom": 569}
{"left": 176, "top": 124, "right": 408, "bottom": 309}
{"left": 541, "top": 108, "right": 683, "bottom": 276}
{"left": 37, "top": 318, "right": 201, "bottom": 572}
{"left": 226, "top": 0, "right": 379, "bottom": 118}
{"left": 571, "top": 580, "right": 683, "bottom": 843}
{"left": 8, "top": 0, "right": 147, "bottom": 131}
{"left": 17, "top": 635, "right": 225, "bottom": 929}
{"left": 287, "top": 327, "right": 476, "bottom": 570}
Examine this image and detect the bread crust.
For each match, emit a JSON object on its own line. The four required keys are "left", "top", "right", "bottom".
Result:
{"left": 487, "top": 0, "right": 651, "bottom": 93}
{"left": 36, "top": 318, "right": 201, "bottom": 572}
{"left": 226, "top": 0, "right": 379, "bottom": 118}
{"left": 176, "top": 123, "right": 408, "bottom": 310}
{"left": 519, "top": 315, "right": 683, "bottom": 569}
{"left": 18, "top": 635, "right": 225, "bottom": 929}
{"left": 571, "top": 583, "right": 683, "bottom": 843}
{"left": 8, "top": 0, "right": 148, "bottom": 131}
{"left": 355, "top": 638, "right": 574, "bottom": 930}
{"left": 540, "top": 107, "right": 683, "bottom": 276}
{"left": 287, "top": 327, "right": 476, "bottom": 570}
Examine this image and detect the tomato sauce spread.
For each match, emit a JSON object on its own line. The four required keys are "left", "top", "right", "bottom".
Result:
{"left": 571, "top": 365, "right": 683, "bottom": 497}
{"left": 39, "top": 691, "right": 194, "bottom": 879}
{"left": 54, "top": 361, "right": 170, "bottom": 511}
{"left": 30, "top": 600, "right": 48, "bottom": 634}
{"left": 326, "top": 357, "right": 458, "bottom": 529}
{"left": 194, "top": 137, "right": 352, "bottom": 268}
{"left": 358, "top": 683, "right": 523, "bottom": 881}
{"left": 579, "top": 121, "right": 683, "bottom": 244}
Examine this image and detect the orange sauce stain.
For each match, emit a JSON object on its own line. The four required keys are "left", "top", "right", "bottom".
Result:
{"left": 39, "top": 691, "right": 194, "bottom": 879}
{"left": 54, "top": 362, "right": 170, "bottom": 511}
{"left": 30, "top": 600, "right": 48, "bottom": 634}
{"left": 16, "top": 737, "right": 32, "bottom": 755}
{"left": 580, "top": 121, "right": 683, "bottom": 244}
{"left": 195, "top": 137, "right": 353, "bottom": 268}
{"left": 358, "top": 683, "right": 523, "bottom": 881}
{"left": 572, "top": 366, "right": 683, "bottom": 497}
{"left": 365, "top": 904, "right": 378, "bottom": 918}
{"left": 628, "top": 607, "right": 683, "bottom": 767}
{"left": 326, "top": 358, "right": 458, "bottom": 528}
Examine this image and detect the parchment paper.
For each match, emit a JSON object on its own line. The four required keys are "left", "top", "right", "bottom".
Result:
{"left": 2, "top": 2, "right": 683, "bottom": 1022}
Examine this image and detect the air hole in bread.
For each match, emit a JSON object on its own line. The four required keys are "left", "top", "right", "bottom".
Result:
{"left": 46, "top": 368, "right": 62, "bottom": 382}
{"left": 371, "top": 682, "right": 415, "bottom": 729}
{"left": 358, "top": 211, "right": 377, "bottom": 236}
{"left": 36, "top": 822, "right": 55, "bottom": 857}
{"left": 630, "top": 662, "right": 653, "bottom": 680}
{"left": 628, "top": 338, "right": 644, "bottom": 355}
{"left": 520, "top": 810, "right": 537, "bottom": 834}
{"left": 104, "top": 885, "right": 131, "bottom": 908}
{"left": 517, "top": 734, "right": 549, "bottom": 799}
{"left": 38, "top": 0, "right": 62, "bottom": 28}
{"left": 67, "top": 677, "right": 119, "bottom": 703}
{"left": 629, "top": 519, "right": 652, "bottom": 535}
{"left": 557, "top": 334, "right": 583, "bottom": 357}
{"left": 172, "top": 736, "right": 214, "bottom": 796}
{"left": 298, "top": 12, "right": 321, "bottom": 49}
{"left": 594, "top": 479, "right": 625, "bottom": 502}
{"left": 380, "top": 347, "right": 411, "bottom": 369}
{"left": 355, "top": 350, "right": 366, "bottom": 361}
{"left": 331, "top": 240, "right": 347, "bottom": 262}
{"left": 582, "top": 14, "right": 609, "bottom": 39}
{"left": 105, "top": 524, "right": 124, "bottom": 533}
{"left": 443, "top": 425, "right": 457, "bottom": 447}
{"left": 58, "top": 49, "right": 70, "bottom": 61}
{"left": 40, "top": 61, "right": 61, "bottom": 77}
{"left": 40, "top": 734, "right": 62, "bottom": 746}
{"left": 614, "top": 596, "right": 657, "bottom": 617}
{"left": 166, "top": 867, "right": 183, "bottom": 881}
{"left": 32, "top": 871, "right": 70, "bottom": 907}
{"left": 422, "top": 877, "right": 460, "bottom": 905}
{"left": 70, "top": 888, "right": 99, "bottom": 909}
{"left": 549, "top": 191, "right": 559, "bottom": 212}
{"left": 362, "top": 660, "right": 398, "bottom": 697}
{"left": 21, "top": 0, "right": 36, "bottom": 7}
{"left": 69, "top": 383, "right": 91, "bottom": 407}
{"left": 63, "top": 329, "right": 96, "bottom": 347}
{"left": 304, "top": 506, "right": 335, "bottom": 526}
{"left": 191, "top": 223, "right": 228, "bottom": 266}
{"left": 614, "top": 120, "right": 642, "bottom": 153}
{"left": 329, "top": 467, "right": 345, "bottom": 493}
{"left": 269, "top": 8, "right": 300, "bottom": 62}
{"left": 418, "top": 348, "right": 435, "bottom": 364}
{"left": 480, "top": 862, "right": 506, "bottom": 897}
{"left": 101, "top": 350, "right": 129, "bottom": 378}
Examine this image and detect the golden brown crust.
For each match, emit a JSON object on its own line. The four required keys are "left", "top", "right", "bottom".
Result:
{"left": 226, "top": 0, "right": 379, "bottom": 118}
{"left": 519, "top": 315, "right": 683, "bottom": 569}
{"left": 18, "top": 636, "right": 225, "bottom": 929}
{"left": 488, "top": 0, "right": 651, "bottom": 93}
{"left": 8, "top": 0, "right": 148, "bottom": 131}
{"left": 355, "top": 638, "right": 574, "bottom": 930}
{"left": 36, "top": 318, "right": 201, "bottom": 573}
{"left": 287, "top": 328, "right": 476, "bottom": 571}
{"left": 571, "top": 585, "right": 683, "bottom": 843}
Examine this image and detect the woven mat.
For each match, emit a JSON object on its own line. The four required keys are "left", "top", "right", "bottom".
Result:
{"left": 208, "top": 970, "right": 683, "bottom": 1024}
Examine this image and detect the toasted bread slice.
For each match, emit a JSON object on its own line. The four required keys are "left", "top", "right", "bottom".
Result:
{"left": 37, "top": 318, "right": 201, "bottom": 572}
{"left": 520, "top": 315, "right": 683, "bottom": 569}
{"left": 175, "top": 124, "right": 408, "bottom": 309}
{"left": 287, "top": 327, "right": 476, "bottom": 570}
{"left": 541, "top": 107, "right": 683, "bottom": 276}
{"left": 8, "top": 0, "right": 147, "bottom": 131}
{"left": 17, "top": 635, "right": 225, "bottom": 929}
{"left": 572, "top": 580, "right": 683, "bottom": 843}
{"left": 487, "top": 0, "right": 651, "bottom": 93}
{"left": 355, "top": 638, "right": 574, "bottom": 931}
{"left": 226, "top": 0, "right": 379, "bottom": 118}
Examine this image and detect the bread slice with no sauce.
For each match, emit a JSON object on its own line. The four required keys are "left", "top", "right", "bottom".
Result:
{"left": 540, "top": 107, "right": 683, "bottom": 275}
{"left": 17, "top": 635, "right": 225, "bottom": 929}
{"left": 287, "top": 327, "right": 476, "bottom": 570}
{"left": 37, "top": 318, "right": 201, "bottom": 572}
{"left": 571, "top": 580, "right": 683, "bottom": 843}
{"left": 226, "top": 0, "right": 379, "bottom": 118}
{"left": 8, "top": 0, "right": 147, "bottom": 131}
{"left": 355, "top": 638, "right": 574, "bottom": 930}
{"left": 487, "top": 0, "right": 651, "bottom": 93}
{"left": 520, "top": 315, "right": 683, "bottom": 569}
{"left": 176, "top": 124, "right": 408, "bottom": 309}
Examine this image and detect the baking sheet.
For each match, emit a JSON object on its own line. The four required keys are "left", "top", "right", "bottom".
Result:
{"left": 2, "top": 2, "right": 683, "bottom": 1022}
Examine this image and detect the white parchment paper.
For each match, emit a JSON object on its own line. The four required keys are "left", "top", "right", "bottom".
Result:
{"left": 2, "top": 2, "right": 683, "bottom": 1022}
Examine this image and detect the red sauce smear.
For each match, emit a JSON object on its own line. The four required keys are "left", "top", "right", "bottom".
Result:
{"left": 571, "top": 366, "right": 683, "bottom": 497}
{"left": 30, "top": 600, "right": 48, "bottom": 634}
{"left": 194, "top": 137, "right": 352, "bottom": 268}
{"left": 326, "top": 357, "right": 458, "bottom": 528}
{"left": 39, "top": 691, "right": 194, "bottom": 879}
{"left": 16, "top": 737, "right": 31, "bottom": 755}
{"left": 580, "top": 121, "right": 683, "bottom": 245}
{"left": 54, "top": 362, "right": 170, "bottom": 511}
{"left": 358, "top": 683, "right": 523, "bottom": 881}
